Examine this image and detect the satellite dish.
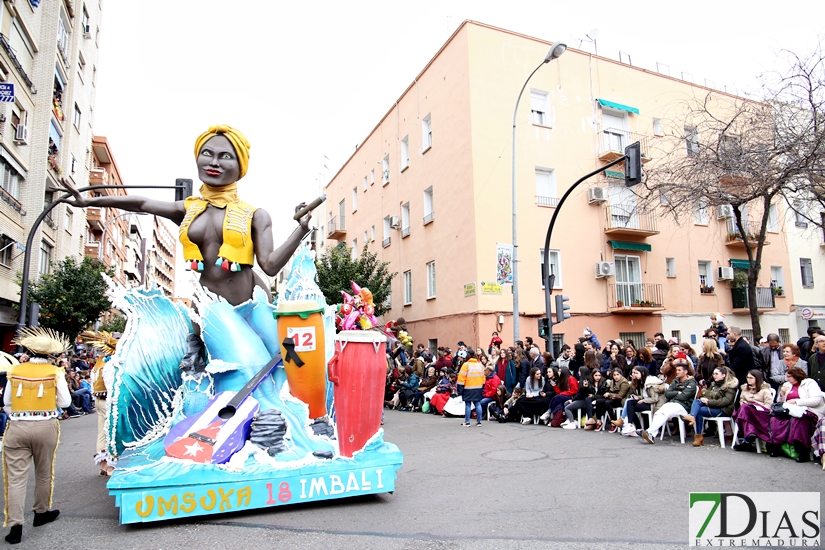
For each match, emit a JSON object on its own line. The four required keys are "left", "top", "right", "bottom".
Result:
{"left": 587, "top": 28, "right": 599, "bottom": 40}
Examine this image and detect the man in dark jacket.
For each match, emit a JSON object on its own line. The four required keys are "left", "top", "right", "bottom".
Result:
{"left": 640, "top": 354, "right": 697, "bottom": 444}
{"left": 651, "top": 339, "right": 669, "bottom": 377}
{"left": 758, "top": 333, "right": 785, "bottom": 391}
{"left": 808, "top": 335, "right": 825, "bottom": 392}
{"left": 727, "top": 326, "right": 756, "bottom": 386}
{"left": 798, "top": 326, "right": 822, "bottom": 363}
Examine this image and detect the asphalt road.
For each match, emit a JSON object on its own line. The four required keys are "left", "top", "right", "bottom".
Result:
{"left": 1, "top": 410, "right": 823, "bottom": 549}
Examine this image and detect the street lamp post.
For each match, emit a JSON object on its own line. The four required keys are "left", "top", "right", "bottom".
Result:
{"left": 511, "top": 41, "right": 567, "bottom": 343}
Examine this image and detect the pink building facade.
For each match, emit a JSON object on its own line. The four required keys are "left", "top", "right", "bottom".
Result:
{"left": 320, "top": 21, "right": 799, "bottom": 353}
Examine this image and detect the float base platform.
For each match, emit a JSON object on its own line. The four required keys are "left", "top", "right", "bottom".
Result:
{"left": 107, "top": 439, "right": 403, "bottom": 524}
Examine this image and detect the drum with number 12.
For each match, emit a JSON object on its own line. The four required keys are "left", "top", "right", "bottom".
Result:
{"left": 273, "top": 301, "right": 327, "bottom": 418}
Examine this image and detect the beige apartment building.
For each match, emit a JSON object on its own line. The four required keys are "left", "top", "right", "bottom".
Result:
{"left": 0, "top": 1, "right": 101, "bottom": 348}
{"left": 145, "top": 214, "right": 175, "bottom": 298}
{"left": 84, "top": 135, "right": 143, "bottom": 289}
{"left": 321, "top": 21, "right": 810, "bottom": 352}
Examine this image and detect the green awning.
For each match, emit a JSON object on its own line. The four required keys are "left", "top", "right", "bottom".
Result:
{"left": 604, "top": 170, "right": 625, "bottom": 179}
{"left": 597, "top": 99, "right": 639, "bottom": 115}
{"left": 608, "top": 240, "right": 651, "bottom": 252}
{"left": 730, "top": 259, "right": 752, "bottom": 269}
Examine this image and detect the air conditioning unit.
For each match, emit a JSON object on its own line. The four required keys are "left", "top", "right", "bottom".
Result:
{"left": 718, "top": 266, "right": 735, "bottom": 280}
{"left": 83, "top": 25, "right": 92, "bottom": 38}
{"left": 595, "top": 261, "right": 616, "bottom": 278}
{"left": 717, "top": 205, "right": 734, "bottom": 219}
{"left": 390, "top": 215, "right": 400, "bottom": 229}
{"left": 588, "top": 187, "right": 607, "bottom": 204}
{"left": 13, "top": 124, "right": 28, "bottom": 145}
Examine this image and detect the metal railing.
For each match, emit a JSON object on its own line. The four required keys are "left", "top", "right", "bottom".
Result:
{"left": 0, "top": 34, "right": 34, "bottom": 90}
{"left": 326, "top": 215, "right": 345, "bottom": 236}
{"left": 608, "top": 282, "right": 664, "bottom": 308}
{"left": 604, "top": 204, "right": 658, "bottom": 232}
{"left": 0, "top": 187, "right": 23, "bottom": 213}
{"left": 726, "top": 219, "right": 763, "bottom": 244}
{"left": 535, "top": 195, "right": 559, "bottom": 207}
{"left": 731, "top": 287, "right": 775, "bottom": 309}
{"left": 599, "top": 128, "right": 650, "bottom": 160}
{"left": 423, "top": 212, "right": 434, "bottom": 225}
{"left": 401, "top": 226, "right": 410, "bottom": 238}
{"left": 382, "top": 237, "right": 391, "bottom": 248}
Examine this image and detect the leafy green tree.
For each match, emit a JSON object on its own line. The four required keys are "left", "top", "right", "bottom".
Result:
{"left": 98, "top": 314, "right": 127, "bottom": 333}
{"left": 316, "top": 243, "right": 396, "bottom": 316}
{"left": 22, "top": 256, "right": 114, "bottom": 340}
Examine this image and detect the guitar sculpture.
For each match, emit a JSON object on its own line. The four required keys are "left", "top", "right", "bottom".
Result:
{"left": 164, "top": 342, "right": 295, "bottom": 464}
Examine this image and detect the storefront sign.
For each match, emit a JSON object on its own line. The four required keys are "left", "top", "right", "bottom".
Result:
{"left": 463, "top": 283, "right": 476, "bottom": 297}
{"left": 799, "top": 307, "right": 825, "bottom": 320}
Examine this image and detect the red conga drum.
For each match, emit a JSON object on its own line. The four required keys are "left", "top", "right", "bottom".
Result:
{"left": 328, "top": 330, "right": 387, "bottom": 457}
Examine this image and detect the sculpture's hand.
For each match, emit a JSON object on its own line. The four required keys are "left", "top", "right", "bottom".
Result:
{"left": 295, "top": 202, "right": 311, "bottom": 231}
{"left": 56, "top": 179, "right": 89, "bottom": 207}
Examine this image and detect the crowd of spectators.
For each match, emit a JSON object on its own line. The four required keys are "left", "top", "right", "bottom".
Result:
{"left": 384, "top": 322, "right": 825, "bottom": 469}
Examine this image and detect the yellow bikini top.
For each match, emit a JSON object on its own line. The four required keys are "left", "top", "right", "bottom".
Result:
{"left": 179, "top": 183, "right": 258, "bottom": 272}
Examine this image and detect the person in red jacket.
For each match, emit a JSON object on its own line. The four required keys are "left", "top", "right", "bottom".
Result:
{"left": 479, "top": 365, "right": 502, "bottom": 417}
{"left": 546, "top": 366, "right": 579, "bottom": 420}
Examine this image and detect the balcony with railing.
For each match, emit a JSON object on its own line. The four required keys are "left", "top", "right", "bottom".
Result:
{"left": 724, "top": 220, "right": 768, "bottom": 249}
{"left": 535, "top": 195, "right": 559, "bottom": 207}
{"left": 608, "top": 283, "right": 664, "bottom": 313}
{"left": 604, "top": 204, "right": 659, "bottom": 237}
{"left": 423, "top": 212, "right": 434, "bottom": 225}
{"left": 382, "top": 237, "right": 391, "bottom": 248}
{"left": 87, "top": 207, "right": 105, "bottom": 231}
{"left": 598, "top": 129, "right": 651, "bottom": 163}
{"left": 89, "top": 168, "right": 109, "bottom": 185}
{"left": 0, "top": 187, "right": 23, "bottom": 213}
{"left": 327, "top": 215, "right": 346, "bottom": 239}
{"left": 401, "top": 226, "right": 410, "bottom": 238}
{"left": 731, "top": 287, "right": 775, "bottom": 311}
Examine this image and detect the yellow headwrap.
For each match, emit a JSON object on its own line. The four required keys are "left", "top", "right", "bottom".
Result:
{"left": 193, "top": 124, "right": 251, "bottom": 179}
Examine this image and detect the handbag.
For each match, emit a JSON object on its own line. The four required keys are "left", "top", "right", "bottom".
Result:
{"left": 770, "top": 402, "right": 792, "bottom": 420}
{"left": 780, "top": 442, "right": 800, "bottom": 460}
{"left": 421, "top": 401, "right": 430, "bottom": 413}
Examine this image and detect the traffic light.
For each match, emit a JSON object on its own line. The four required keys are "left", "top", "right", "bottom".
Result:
{"left": 625, "top": 141, "right": 642, "bottom": 186}
{"left": 175, "top": 178, "right": 193, "bottom": 201}
{"left": 538, "top": 317, "right": 550, "bottom": 338}
{"left": 554, "top": 294, "right": 570, "bottom": 324}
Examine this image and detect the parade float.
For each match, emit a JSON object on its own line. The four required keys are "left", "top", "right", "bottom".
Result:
{"left": 103, "top": 253, "right": 403, "bottom": 524}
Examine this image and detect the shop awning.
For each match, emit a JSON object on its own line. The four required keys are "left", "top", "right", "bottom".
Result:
{"left": 608, "top": 240, "right": 651, "bottom": 252}
{"left": 597, "top": 99, "right": 639, "bottom": 115}
{"left": 729, "top": 259, "right": 752, "bottom": 269}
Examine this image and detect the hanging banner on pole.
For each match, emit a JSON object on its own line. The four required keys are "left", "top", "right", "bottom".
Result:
{"left": 496, "top": 243, "right": 513, "bottom": 286}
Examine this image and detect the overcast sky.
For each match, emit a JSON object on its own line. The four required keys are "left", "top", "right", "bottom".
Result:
{"left": 92, "top": 0, "right": 823, "bottom": 294}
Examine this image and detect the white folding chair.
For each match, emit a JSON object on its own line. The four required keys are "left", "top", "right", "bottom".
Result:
{"left": 710, "top": 389, "right": 740, "bottom": 449}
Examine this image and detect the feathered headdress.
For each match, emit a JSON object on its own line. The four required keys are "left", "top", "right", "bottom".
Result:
{"left": 13, "top": 327, "right": 71, "bottom": 356}
{"left": 80, "top": 330, "right": 119, "bottom": 356}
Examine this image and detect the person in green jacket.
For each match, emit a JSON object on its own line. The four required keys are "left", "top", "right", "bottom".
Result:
{"left": 641, "top": 353, "right": 697, "bottom": 444}
{"left": 681, "top": 366, "right": 738, "bottom": 446}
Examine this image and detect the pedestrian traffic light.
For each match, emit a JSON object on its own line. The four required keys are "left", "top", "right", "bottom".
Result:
{"left": 175, "top": 178, "right": 193, "bottom": 202}
{"left": 554, "top": 294, "right": 570, "bottom": 324}
{"left": 625, "top": 141, "right": 642, "bottom": 186}
{"left": 538, "top": 317, "right": 550, "bottom": 338}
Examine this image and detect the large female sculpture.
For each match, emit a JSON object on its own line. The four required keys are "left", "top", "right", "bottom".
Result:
{"left": 62, "top": 125, "right": 310, "bottom": 305}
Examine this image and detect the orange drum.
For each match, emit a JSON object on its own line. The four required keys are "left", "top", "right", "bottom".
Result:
{"left": 273, "top": 301, "right": 327, "bottom": 418}
{"left": 328, "top": 330, "right": 387, "bottom": 457}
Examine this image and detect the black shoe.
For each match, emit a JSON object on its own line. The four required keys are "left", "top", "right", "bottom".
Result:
{"left": 32, "top": 510, "right": 59, "bottom": 527}
{"left": 4, "top": 525, "right": 21, "bottom": 544}
{"left": 795, "top": 444, "right": 811, "bottom": 463}
{"left": 734, "top": 442, "right": 756, "bottom": 453}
